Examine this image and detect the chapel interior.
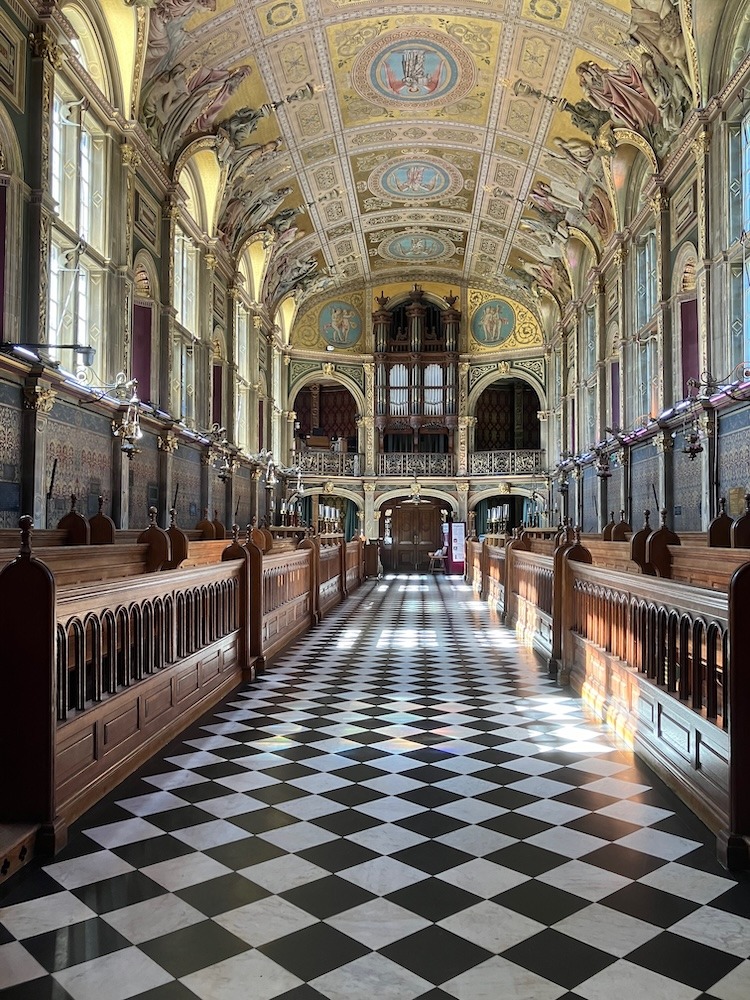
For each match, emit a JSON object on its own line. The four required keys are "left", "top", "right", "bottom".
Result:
{"left": 1, "top": 2, "right": 750, "bottom": 999}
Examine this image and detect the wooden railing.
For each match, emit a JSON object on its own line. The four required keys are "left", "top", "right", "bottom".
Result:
{"left": 0, "top": 518, "right": 364, "bottom": 863}
{"left": 469, "top": 523, "right": 750, "bottom": 869}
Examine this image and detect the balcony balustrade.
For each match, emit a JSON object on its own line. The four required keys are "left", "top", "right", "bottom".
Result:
{"left": 469, "top": 450, "right": 545, "bottom": 476}
{"left": 299, "top": 452, "right": 363, "bottom": 477}
{"left": 377, "top": 453, "right": 455, "bottom": 477}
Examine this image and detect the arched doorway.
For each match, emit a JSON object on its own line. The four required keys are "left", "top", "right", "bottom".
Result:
{"left": 294, "top": 379, "right": 359, "bottom": 452}
{"left": 474, "top": 378, "right": 541, "bottom": 451}
{"left": 380, "top": 496, "right": 450, "bottom": 572}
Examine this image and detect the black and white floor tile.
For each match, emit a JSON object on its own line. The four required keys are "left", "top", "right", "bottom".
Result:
{"left": 2, "top": 574, "right": 750, "bottom": 1000}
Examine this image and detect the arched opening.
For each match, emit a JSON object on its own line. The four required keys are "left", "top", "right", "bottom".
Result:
{"left": 379, "top": 496, "right": 451, "bottom": 573}
{"left": 293, "top": 379, "right": 359, "bottom": 454}
{"left": 474, "top": 378, "right": 542, "bottom": 451}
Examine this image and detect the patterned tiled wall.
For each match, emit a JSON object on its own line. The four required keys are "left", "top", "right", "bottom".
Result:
{"left": 0, "top": 381, "right": 22, "bottom": 527}
{"left": 604, "top": 463, "right": 623, "bottom": 521}
{"left": 672, "top": 444, "right": 703, "bottom": 531}
{"left": 209, "top": 466, "right": 229, "bottom": 529}
{"left": 128, "top": 431, "right": 159, "bottom": 527}
{"left": 47, "top": 400, "right": 113, "bottom": 521}
{"left": 630, "top": 443, "right": 659, "bottom": 529}
{"left": 234, "top": 466, "right": 254, "bottom": 530}
{"left": 718, "top": 406, "right": 750, "bottom": 498}
{"left": 173, "top": 445, "right": 202, "bottom": 524}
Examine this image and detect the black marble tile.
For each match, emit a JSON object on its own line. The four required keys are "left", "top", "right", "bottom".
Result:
{"left": 139, "top": 920, "right": 247, "bottom": 978}
{"left": 71, "top": 871, "right": 164, "bottom": 914}
{"left": 392, "top": 841, "right": 473, "bottom": 875}
{"left": 246, "top": 784, "right": 308, "bottom": 805}
{"left": 22, "top": 917, "right": 130, "bottom": 972}
{"left": 564, "top": 812, "right": 640, "bottom": 841}
{"left": 0, "top": 869, "right": 63, "bottom": 907}
{"left": 627, "top": 931, "right": 742, "bottom": 990}
{"left": 259, "top": 922, "right": 369, "bottom": 980}
{"left": 487, "top": 842, "right": 567, "bottom": 876}
{"left": 204, "top": 836, "right": 284, "bottom": 870}
{"left": 176, "top": 872, "right": 270, "bottom": 916}
{"left": 381, "top": 925, "right": 492, "bottom": 984}
{"left": 493, "top": 880, "right": 589, "bottom": 923}
{"left": 310, "top": 810, "right": 380, "bottom": 837}
{"left": 396, "top": 812, "right": 466, "bottom": 839}
{"left": 483, "top": 813, "right": 551, "bottom": 840}
{"left": 332, "top": 764, "right": 389, "bottom": 783}
{"left": 583, "top": 844, "right": 668, "bottom": 879}
{"left": 0, "top": 977, "right": 75, "bottom": 999}
{"left": 228, "top": 807, "right": 300, "bottom": 835}
{"left": 386, "top": 879, "right": 480, "bottom": 921}
{"left": 601, "top": 883, "right": 700, "bottom": 927}
{"left": 111, "top": 835, "right": 194, "bottom": 869}
{"left": 321, "top": 785, "right": 384, "bottom": 807}
{"left": 298, "top": 839, "right": 378, "bottom": 873}
{"left": 501, "top": 928, "right": 616, "bottom": 989}
{"left": 146, "top": 806, "right": 216, "bottom": 833}
{"left": 281, "top": 874, "right": 376, "bottom": 918}
{"left": 399, "top": 786, "right": 461, "bottom": 809}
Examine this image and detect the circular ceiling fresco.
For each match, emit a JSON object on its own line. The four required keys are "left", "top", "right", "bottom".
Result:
{"left": 351, "top": 28, "right": 476, "bottom": 110}
{"left": 379, "top": 231, "right": 456, "bottom": 263}
{"left": 368, "top": 154, "right": 463, "bottom": 201}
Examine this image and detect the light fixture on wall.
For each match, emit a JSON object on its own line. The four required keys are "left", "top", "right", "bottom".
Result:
{"left": 402, "top": 477, "right": 431, "bottom": 506}
{"left": 675, "top": 414, "right": 704, "bottom": 461}
{"left": 687, "top": 363, "right": 750, "bottom": 402}
{"left": 112, "top": 380, "right": 143, "bottom": 459}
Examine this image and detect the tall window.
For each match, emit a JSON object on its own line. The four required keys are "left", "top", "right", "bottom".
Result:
{"left": 636, "top": 232, "right": 657, "bottom": 328}
{"left": 389, "top": 364, "right": 409, "bottom": 416}
{"left": 728, "top": 110, "right": 750, "bottom": 371}
{"left": 172, "top": 225, "right": 201, "bottom": 424}
{"left": 423, "top": 363, "right": 444, "bottom": 416}
{"left": 48, "top": 84, "right": 106, "bottom": 376}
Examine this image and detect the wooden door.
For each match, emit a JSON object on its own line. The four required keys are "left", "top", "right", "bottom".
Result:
{"left": 391, "top": 503, "right": 441, "bottom": 570}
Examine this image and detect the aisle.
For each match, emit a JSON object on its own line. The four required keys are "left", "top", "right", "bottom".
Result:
{"left": 1, "top": 574, "right": 749, "bottom": 1000}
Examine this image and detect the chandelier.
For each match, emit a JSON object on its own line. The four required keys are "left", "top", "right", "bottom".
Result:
{"left": 112, "top": 380, "right": 143, "bottom": 458}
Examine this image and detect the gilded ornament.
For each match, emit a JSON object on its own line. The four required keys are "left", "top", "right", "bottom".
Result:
{"left": 158, "top": 430, "right": 179, "bottom": 453}
{"left": 23, "top": 384, "right": 55, "bottom": 413}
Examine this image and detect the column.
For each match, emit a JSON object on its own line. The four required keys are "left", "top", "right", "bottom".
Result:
{"left": 372, "top": 293, "right": 392, "bottom": 353}
{"left": 21, "top": 374, "right": 55, "bottom": 526}
{"left": 157, "top": 430, "right": 178, "bottom": 528}
{"left": 406, "top": 285, "right": 426, "bottom": 353}
{"left": 363, "top": 482, "right": 377, "bottom": 539}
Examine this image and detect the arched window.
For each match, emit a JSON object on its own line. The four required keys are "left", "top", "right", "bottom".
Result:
{"left": 172, "top": 224, "right": 200, "bottom": 423}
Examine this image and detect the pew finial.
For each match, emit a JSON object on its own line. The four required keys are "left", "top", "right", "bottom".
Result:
{"left": 574, "top": 525, "right": 582, "bottom": 544}
{"left": 19, "top": 515, "right": 33, "bottom": 558}
{"left": 169, "top": 508, "right": 176, "bottom": 527}
{"left": 609, "top": 511, "right": 615, "bottom": 522}
{"left": 214, "top": 509, "right": 219, "bottom": 521}
{"left": 98, "top": 495, "right": 104, "bottom": 514}
{"left": 660, "top": 508, "right": 668, "bottom": 528}
{"left": 719, "top": 496, "right": 727, "bottom": 515}
{"left": 70, "top": 494, "right": 77, "bottom": 512}
{"left": 232, "top": 523, "right": 240, "bottom": 543}
{"left": 148, "top": 506, "right": 157, "bottom": 526}
{"left": 202, "top": 508, "right": 209, "bottom": 520}
{"left": 619, "top": 509, "right": 626, "bottom": 521}
{"left": 245, "top": 523, "right": 252, "bottom": 543}
{"left": 745, "top": 493, "right": 750, "bottom": 513}
{"left": 643, "top": 509, "right": 651, "bottom": 529}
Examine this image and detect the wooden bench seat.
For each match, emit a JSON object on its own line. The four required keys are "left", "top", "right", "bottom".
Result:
{"left": 582, "top": 539, "right": 641, "bottom": 574}
{"left": 0, "top": 543, "right": 152, "bottom": 585}
{"left": 664, "top": 545, "right": 750, "bottom": 591}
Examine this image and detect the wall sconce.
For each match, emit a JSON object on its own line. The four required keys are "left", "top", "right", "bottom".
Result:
{"left": 112, "top": 380, "right": 142, "bottom": 458}
{"left": 595, "top": 449, "right": 612, "bottom": 478}
{"left": 1, "top": 342, "right": 96, "bottom": 367}
{"left": 676, "top": 416, "right": 704, "bottom": 460}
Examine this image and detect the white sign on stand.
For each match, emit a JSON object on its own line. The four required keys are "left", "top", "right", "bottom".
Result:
{"left": 449, "top": 522, "right": 465, "bottom": 573}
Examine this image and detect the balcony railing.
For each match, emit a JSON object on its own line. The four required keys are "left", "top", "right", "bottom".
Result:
{"left": 378, "top": 453, "right": 455, "bottom": 477}
{"left": 299, "top": 452, "right": 363, "bottom": 477}
{"left": 470, "top": 450, "right": 545, "bottom": 476}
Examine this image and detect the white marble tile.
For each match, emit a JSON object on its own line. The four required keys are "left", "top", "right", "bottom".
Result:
{"left": 582, "top": 777, "right": 652, "bottom": 799}
{"left": 142, "top": 852, "right": 231, "bottom": 891}
{"left": 359, "top": 774, "right": 424, "bottom": 795}
{"left": 615, "top": 828, "right": 702, "bottom": 861}
{"left": 102, "top": 893, "right": 205, "bottom": 944}
{"left": 214, "top": 896, "right": 317, "bottom": 946}
{"left": 442, "top": 955, "right": 567, "bottom": 1000}
{"left": 435, "top": 775, "right": 498, "bottom": 797}
{"left": 312, "top": 952, "right": 431, "bottom": 1000}
{"left": 53, "top": 946, "right": 173, "bottom": 1000}
{"left": 114, "top": 791, "right": 187, "bottom": 816}
{"left": 214, "top": 770, "right": 279, "bottom": 792}
{"left": 501, "top": 757, "right": 561, "bottom": 775}
{"left": 537, "top": 860, "right": 631, "bottom": 901}
{"left": 595, "top": 800, "right": 674, "bottom": 827}
{"left": 184, "top": 735, "right": 239, "bottom": 750}
{"left": 230, "top": 753, "right": 289, "bottom": 770}
{"left": 273, "top": 794, "right": 347, "bottom": 821}
{"left": 164, "top": 750, "right": 225, "bottom": 769}
{"left": 506, "top": 775, "right": 574, "bottom": 798}
{"left": 195, "top": 792, "right": 265, "bottom": 818}
{"left": 362, "top": 754, "right": 423, "bottom": 773}
{"left": 638, "top": 863, "right": 737, "bottom": 903}
{"left": 569, "top": 758, "right": 631, "bottom": 776}
{"left": 554, "top": 902, "right": 663, "bottom": 956}
{"left": 367, "top": 738, "right": 424, "bottom": 755}
{"left": 430, "top": 756, "right": 493, "bottom": 775}
{"left": 435, "top": 799, "right": 507, "bottom": 824}
{"left": 354, "top": 797, "right": 425, "bottom": 822}
{"left": 575, "top": 959, "right": 701, "bottom": 1000}
{"left": 516, "top": 799, "right": 589, "bottom": 825}
{"left": 337, "top": 856, "right": 428, "bottom": 895}
{"left": 287, "top": 772, "right": 350, "bottom": 793}
{"left": 439, "top": 900, "right": 545, "bottom": 952}
{"left": 0, "top": 892, "right": 96, "bottom": 939}
{"left": 239, "top": 854, "right": 328, "bottom": 893}
{"left": 257, "top": 820, "right": 338, "bottom": 852}
{"left": 326, "top": 897, "right": 431, "bottom": 948}
{"left": 181, "top": 950, "right": 302, "bottom": 1000}
{"left": 671, "top": 907, "right": 750, "bottom": 957}
{"left": 437, "top": 858, "right": 530, "bottom": 898}
{"left": 303, "top": 736, "right": 359, "bottom": 753}
{"left": 83, "top": 818, "right": 163, "bottom": 849}
{"left": 705, "top": 959, "right": 750, "bottom": 1000}
{"left": 346, "top": 822, "right": 427, "bottom": 855}
{"left": 170, "top": 819, "right": 250, "bottom": 850}
{"left": 525, "top": 827, "right": 608, "bottom": 859}
{"left": 200, "top": 721, "right": 251, "bottom": 735}
{"left": 143, "top": 770, "right": 209, "bottom": 790}
{"left": 43, "top": 850, "right": 134, "bottom": 889}
{"left": 0, "top": 941, "right": 47, "bottom": 988}
{"left": 435, "top": 826, "right": 516, "bottom": 856}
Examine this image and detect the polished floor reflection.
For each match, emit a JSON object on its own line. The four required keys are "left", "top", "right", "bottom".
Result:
{"left": 1, "top": 573, "right": 749, "bottom": 1000}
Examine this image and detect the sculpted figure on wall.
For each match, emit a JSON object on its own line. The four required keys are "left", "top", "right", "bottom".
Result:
{"left": 145, "top": 0, "right": 217, "bottom": 79}
{"left": 576, "top": 60, "right": 660, "bottom": 133}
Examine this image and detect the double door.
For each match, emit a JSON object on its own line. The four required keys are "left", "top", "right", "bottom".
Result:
{"left": 386, "top": 504, "right": 441, "bottom": 571}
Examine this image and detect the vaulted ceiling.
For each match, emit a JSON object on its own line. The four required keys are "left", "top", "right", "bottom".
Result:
{"left": 138, "top": 0, "right": 697, "bottom": 311}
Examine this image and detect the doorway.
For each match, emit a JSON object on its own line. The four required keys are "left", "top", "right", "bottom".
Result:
{"left": 381, "top": 500, "right": 444, "bottom": 571}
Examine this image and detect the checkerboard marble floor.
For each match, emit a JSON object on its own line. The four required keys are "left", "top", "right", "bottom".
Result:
{"left": 2, "top": 573, "right": 750, "bottom": 1000}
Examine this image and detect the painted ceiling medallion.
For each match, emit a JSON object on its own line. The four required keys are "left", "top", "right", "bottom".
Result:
{"left": 369, "top": 155, "right": 463, "bottom": 202}
{"left": 352, "top": 28, "right": 476, "bottom": 110}
{"left": 379, "top": 231, "right": 455, "bottom": 262}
